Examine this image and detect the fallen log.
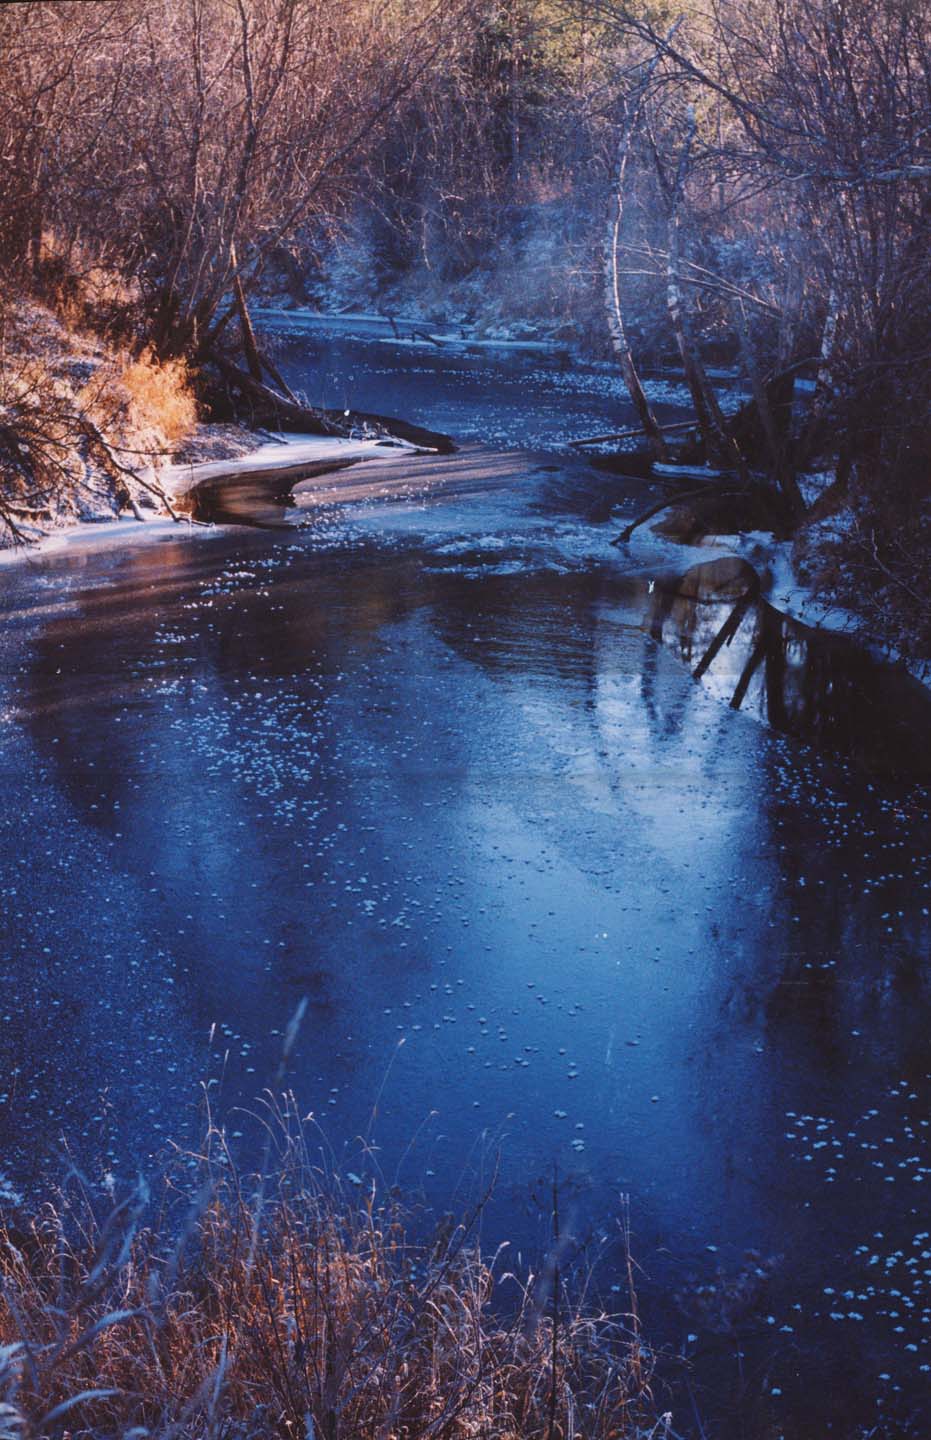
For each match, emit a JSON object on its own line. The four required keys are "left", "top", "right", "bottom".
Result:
{"left": 259, "top": 349, "right": 301, "bottom": 406}
{"left": 212, "top": 355, "right": 345, "bottom": 435}
{"left": 590, "top": 449, "right": 728, "bottom": 482}
{"left": 411, "top": 328, "right": 447, "bottom": 347}
{"left": 653, "top": 461, "right": 730, "bottom": 483}
{"left": 332, "top": 403, "right": 456, "bottom": 455}
{"left": 590, "top": 449, "right": 656, "bottom": 480}
{"left": 569, "top": 419, "right": 697, "bottom": 449}
{"left": 212, "top": 356, "right": 456, "bottom": 454}
{"left": 384, "top": 315, "right": 447, "bottom": 347}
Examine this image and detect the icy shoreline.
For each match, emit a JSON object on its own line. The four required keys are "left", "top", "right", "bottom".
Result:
{"left": 624, "top": 514, "right": 931, "bottom": 693}
{"left": 0, "top": 430, "right": 416, "bottom": 569}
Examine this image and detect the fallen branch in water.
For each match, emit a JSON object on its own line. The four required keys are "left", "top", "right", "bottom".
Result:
{"left": 611, "top": 485, "right": 742, "bottom": 545}
{"left": 211, "top": 354, "right": 347, "bottom": 435}
{"left": 569, "top": 420, "right": 697, "bottom": 450}
{"left": 212, "top": 355, "right": 456, "bottom": 453}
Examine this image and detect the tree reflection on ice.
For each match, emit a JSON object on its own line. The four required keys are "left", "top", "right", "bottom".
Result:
{"left": 646, "top": 556, "right": 931, "bottom": 778}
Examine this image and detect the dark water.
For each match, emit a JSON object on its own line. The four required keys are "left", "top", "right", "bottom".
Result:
{"left": 646, "top": 555, "right": 931, "bottom": 780}
{"left": 0, "top": 338, "right": 930, "bottom": 1437}
{"left": 269, "top": 319, "right": 694, "bottom": 450}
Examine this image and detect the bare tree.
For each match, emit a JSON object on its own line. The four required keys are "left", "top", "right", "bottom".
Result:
{"left": 0, "top": 0, "right": 466, "bottom": 371}
{"left": 591, "top": 0, "right": 931, "bottom": 566}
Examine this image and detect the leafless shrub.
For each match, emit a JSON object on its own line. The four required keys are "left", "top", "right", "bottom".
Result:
{"left": 0, "top": 309, "right": 87, "bottom": 542}
{"left": 0, "top": 301, "right": 192, "bottom": 542}
{"left": 590, "top": 0, "right": 931, "bottom": 642}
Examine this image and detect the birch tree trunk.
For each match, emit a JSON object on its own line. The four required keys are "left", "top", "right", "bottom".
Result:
{"left": 605, "top": 86, "right": 669, "bottom": 459}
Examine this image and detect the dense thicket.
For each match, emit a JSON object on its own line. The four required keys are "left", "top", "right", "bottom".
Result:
{"left": 598, "top": 0, "right": 931, "bottom": 638}
{"left": 0, "top": 0, "right": 463, "bottom": 356}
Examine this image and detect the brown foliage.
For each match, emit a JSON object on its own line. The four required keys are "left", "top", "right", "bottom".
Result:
{"left": 0, "top": 1100, "right": 658, "bottom": 1440}
{"left": 83, "top": 351, "right": 198, "bottom": 447}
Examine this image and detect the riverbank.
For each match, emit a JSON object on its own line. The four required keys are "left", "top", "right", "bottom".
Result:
{"left": 4, "top": 296, "right": 928, "bottom": 705}
{"left": 0, "top": 296, "right": 261, "bottom": 545}
{"left": 255, "top": 296, "right": 931, "bottom": 676}
{"left": 0, "top": 298, "right": 431, "bottom": 556}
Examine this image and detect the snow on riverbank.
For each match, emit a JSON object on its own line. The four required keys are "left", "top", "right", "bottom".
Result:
{"left": 0, "top": 296, "right": 421, "bottom": 562}
{"left": 625, "top": 512, "right": 931, "bottom": 690}
{"left": 0, "top": 430, "right": 417, "bottom": 568}
{"left": 253, "top": 306, "right": 572, "bottom": 357}
{"left": 160, "top": 430, "right": 414, "bottom": 498}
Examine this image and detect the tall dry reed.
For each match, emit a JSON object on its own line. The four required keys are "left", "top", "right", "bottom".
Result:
{"left": 0, "top": 1095, "right": 665, "bottom": 1440}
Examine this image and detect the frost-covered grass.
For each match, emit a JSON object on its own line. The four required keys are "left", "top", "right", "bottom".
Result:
{"left": 0, "top": 1096, "right": 661, "bottom": 1440}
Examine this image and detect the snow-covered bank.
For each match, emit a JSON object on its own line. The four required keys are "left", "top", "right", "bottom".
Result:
{"left": 621, "top": 511, "right": 931, "bottom": 692}
{"left": 161, "top": 431, "right": 414, "bottom": 500}
{"left": 0, "top": 296, "right": 263, "bottom": 550}
{"left": 0, "top": 295, "right": 430, "bottom": 562}
{"left": 166, "top": 430, "right": 420, "bottom": 527}
{"left": 0, "top": 431, "right": 418, "bottom": 568}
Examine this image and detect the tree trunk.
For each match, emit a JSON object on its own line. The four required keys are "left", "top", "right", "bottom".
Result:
{"left": 798, "top": 285, "right": 839, "bottom": 466}
{"left": 231, "top": 243, "right": 263, "bottom": 383}
{"left": 735, "top": 305, "right": 806, "bottom": 522}
{"left": 605, "top": 92, "right": 668, "bottom": 459}
{"left": 664, "top": 111, "right": 749, "bottom": 482}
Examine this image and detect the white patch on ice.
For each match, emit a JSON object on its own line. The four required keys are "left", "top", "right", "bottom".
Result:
{"left": 0, "top": 1172, "right": 23, "bottom": 1207}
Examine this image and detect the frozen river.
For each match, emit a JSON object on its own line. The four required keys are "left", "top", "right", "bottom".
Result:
{"left": 1, "top": 332, "right": 929, "bottom": 1436}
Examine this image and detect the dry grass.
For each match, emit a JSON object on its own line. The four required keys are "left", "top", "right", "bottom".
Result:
{"left": 0, "top": 1097, "right": 663, "bottom": 1440}
{"left": 81, "top": 350, "right": 197, "bottom": 450}
{"left": 116, "top": 351, "right": 198, "bottom": 444}
{"left": 36, "top": 230, "right": 140, "bottom": 343}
